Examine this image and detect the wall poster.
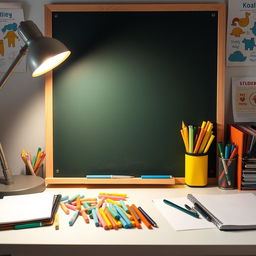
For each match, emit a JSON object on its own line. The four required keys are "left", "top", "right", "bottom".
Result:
{"left": 0, "top": 3, "right": 25, "bottom": 73}
{"left": 232, "top": 76, "right": 256, "bottom": 122}
{"left": 227, "top": 0, "right": 256, "bottom": 66}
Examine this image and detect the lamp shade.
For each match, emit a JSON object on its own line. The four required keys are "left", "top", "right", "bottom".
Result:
{"left": 18, "top": 20, "right": 71, "bottom": 77}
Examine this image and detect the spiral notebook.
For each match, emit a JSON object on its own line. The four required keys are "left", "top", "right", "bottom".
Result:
{"left": 187, "top": 193, "right": 256, "bottom": 231}
{"left": 0, "top": 192, "right": 61, "bottom": 227}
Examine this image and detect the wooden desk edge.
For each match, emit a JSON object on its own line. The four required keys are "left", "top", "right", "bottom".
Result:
{"left": 45, "top": 177, "right": 175, "bottom": 185}
{"left": 45, "top": 177, "right": 217, "bottom": 185}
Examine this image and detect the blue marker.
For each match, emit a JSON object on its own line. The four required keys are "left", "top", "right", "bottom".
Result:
{"left": 141, "top": 175, "right": 172, "bottom": 179}
{"left": 224, "top": 144, "right": 231, "bottom": 159}
{"left": 118, "top": 215, "right": 130, "bottom": 229}
{"left": 69, "top": 210, "right": 79, "bottom": 226}
{"left": 91, "top": 208, "right": 99, "bottom": 227}
{"left": 60, "top": 195, "right": 69, "bottom": 201}
{"left": 108, "top": 204, "right": 120, "bottom": 220}
{"left": 113, "top": 205, "right": 132, "bottom": 228}
{"left": 120, "top": 200, "right": 129, "bottom": 213}
{"left": 67, "top": 194, "right": 80, "bottom": 203}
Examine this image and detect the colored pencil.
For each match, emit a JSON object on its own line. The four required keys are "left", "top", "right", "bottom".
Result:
{"left": 131, "top": 204, "right": 152, "bottom": 229}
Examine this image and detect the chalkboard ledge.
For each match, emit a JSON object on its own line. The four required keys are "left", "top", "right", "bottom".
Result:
{"left": 45, "top": 177, "right": 176, "bottom": 185}
{"left": 45, "top": 177, "right": 217, "bottom": 186}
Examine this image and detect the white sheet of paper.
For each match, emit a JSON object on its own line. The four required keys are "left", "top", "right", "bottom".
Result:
{"left": 153, "top": 197, "right": 215, "bottom": 231}
{"left": 0, "top": 192, "right": 55, "bottom": 224}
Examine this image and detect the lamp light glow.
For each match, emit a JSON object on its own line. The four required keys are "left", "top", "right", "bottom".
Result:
{"left": 32, "top": 51, "right": 71, "bottom": 77}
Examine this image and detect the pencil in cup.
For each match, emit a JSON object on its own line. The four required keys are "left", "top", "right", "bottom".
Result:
{"left": 180, "top": 121, "right": 214, "bottom": 154}
{"left": 217, "top": 143, "right": 234, "bottom": 187}
{"left": 218, "top": 146, "right": 237, "bottom": 180}
{"left": 218, "top": 155, "right": 237, "bottom": 189}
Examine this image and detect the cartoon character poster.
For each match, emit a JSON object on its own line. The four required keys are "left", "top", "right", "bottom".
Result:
{"left": 0, "top": 3, "right": 25, "bottom": 73}
{"left": 227, "top": 0, "right": 256, "bottom": 66}
{"left": 232, "top": 77, "right": 256, "bottom": 122}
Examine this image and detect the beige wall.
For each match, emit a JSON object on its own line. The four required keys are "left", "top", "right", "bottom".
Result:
{"left": 0, "top": 0, "right": 253, "bottom": 175}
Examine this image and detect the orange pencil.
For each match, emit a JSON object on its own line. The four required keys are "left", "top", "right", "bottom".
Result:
{"left": 34, "top": 151, "right": 46, "bottom": 174}
{"left": 193, "top": 127, "right": 206, "bottom": 153}
{"left": 104, "top": 208, "right": 118, "bottom": 230}
{"left": 80, "top": 198, "right": 98, "bottom": 202}
{"left": 131, "top": 204, "right": 152, "bottom": 229}
{"left": 76, "top": 197, "right": 81, "bottom": 210}
{"left": 126, "top": 205, "right": 141, "bottom": 229}
{"left": 96, "top": 198, "right": 105, "bottom": 208}
{"left": 80, "top": 209, "right": 90, "bottom": 223}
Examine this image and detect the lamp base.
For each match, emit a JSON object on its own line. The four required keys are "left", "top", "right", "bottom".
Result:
{"left": 0, "top": 175, "right": 45, "bottom": 196}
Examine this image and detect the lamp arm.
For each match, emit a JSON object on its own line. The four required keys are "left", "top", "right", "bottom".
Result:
{"left": 0, "top": 45, "right": 28, "bottom": 89}
{"left": 0, "top": 143, "right": 13, "bottom": 185}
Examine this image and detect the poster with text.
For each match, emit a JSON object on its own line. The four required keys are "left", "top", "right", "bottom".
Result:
{"left": 232, "top": 77, "right": 256, "bottom": 122}
{"left": 227, "top": 0, "right": 256, "bottom": 66}
{"left": 0, "top": 3, "right": 25, "bottom": 73}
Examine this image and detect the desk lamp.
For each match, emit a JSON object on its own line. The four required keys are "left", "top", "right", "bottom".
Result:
{"left": 0, "top": 20, "right": 71, "bottom": 196}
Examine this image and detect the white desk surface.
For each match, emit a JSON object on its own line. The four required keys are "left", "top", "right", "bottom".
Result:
{"left": 1, "top": 186, "right": 256, "bottom": 256}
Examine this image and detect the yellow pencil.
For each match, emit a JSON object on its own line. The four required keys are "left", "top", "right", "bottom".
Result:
{"left": 201, "top": 121, "right": 206, "bottom": 129}
{"left": 203, "top": 134, "right": 215, "bottom": 153}
{"left": 198, "top": 124, "right": 213, "bottom": 153}
{"left": 106, "top": 199, "right": 122, "bottom": 206}
{"left": 180, "top": 129, "right": 187, "bottom": 152}
{"left": 183, "top": 125, "right": 189, "bottom": 152}
{"left": 54, "top": 213, "right": 59, "bottom": 230}
{"left": 99, "top": 208, "right": 112, "bottom": 229}
{"left": 99, "top": 193, "right": 127, "bottom": 197}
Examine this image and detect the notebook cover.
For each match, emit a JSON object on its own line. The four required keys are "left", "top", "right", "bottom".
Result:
{"left": 0, "top": 194, "right": 61, "bottom": 229}
{"left": 230, "top": 125, "right": 244, "bottom": 190}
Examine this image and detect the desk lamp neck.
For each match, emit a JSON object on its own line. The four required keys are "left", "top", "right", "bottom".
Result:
{"left": 0, "top": 45, "right": 28, "bottom": 90}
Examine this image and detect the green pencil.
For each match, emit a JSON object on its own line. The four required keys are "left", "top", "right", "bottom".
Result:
{"left": 14, "top": 222, "right": 45, "bottom": 229}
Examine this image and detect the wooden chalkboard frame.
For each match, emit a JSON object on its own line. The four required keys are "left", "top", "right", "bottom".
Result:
{"left": 44, "top": 3, "right": 226, "bottom": 185}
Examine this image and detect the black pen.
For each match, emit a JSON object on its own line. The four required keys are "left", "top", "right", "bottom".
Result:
{"left": 194, "top": 203, "right": 212, "bottom": 222}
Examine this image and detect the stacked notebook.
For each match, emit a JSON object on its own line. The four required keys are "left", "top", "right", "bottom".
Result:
{"left": 0, "top": 192, "right": 61, "bottom": 230}
{"left": 230, "top": 125, "right": 256, "bottom": 190}
{"left": 187, "top": 193, "right": 256, "bottom": 231}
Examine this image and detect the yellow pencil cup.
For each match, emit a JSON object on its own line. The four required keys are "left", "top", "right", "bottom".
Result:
{"left": 185, "top": 153, "right": 208, "bottom": 187}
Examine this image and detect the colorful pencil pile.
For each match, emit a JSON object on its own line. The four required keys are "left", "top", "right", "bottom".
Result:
{"left": 180, "top": 120, "right": 215, "bottom": 154}
{"left": 20, "top": 147, "right": 46, "bottom": 175}
{"left": 59, "top": 192, "right": 158, "bottom": 230}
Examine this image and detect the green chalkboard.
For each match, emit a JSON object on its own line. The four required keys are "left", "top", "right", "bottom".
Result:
{"left": 47, "top": 5, "right": 225, "bottom": 179}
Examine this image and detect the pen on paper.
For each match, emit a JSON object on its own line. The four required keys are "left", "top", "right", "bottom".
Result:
{"left": 163, "top": 199, "right": 199, "bottom": 219}
{"left": 184, "top": 204, "right": 198, "bottom": 214}
{"left": 194, "top": 203, "right": 212, "bottom": 222}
